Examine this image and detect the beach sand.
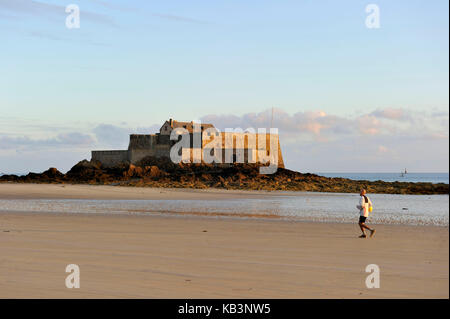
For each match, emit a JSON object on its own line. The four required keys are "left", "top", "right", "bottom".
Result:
{"left": 0, "top": 183, "right": 448, "bottom": 298}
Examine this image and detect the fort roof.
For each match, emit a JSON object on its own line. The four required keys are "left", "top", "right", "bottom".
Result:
{"left": 166, "top": 119, "right": 215, "bottom": 133}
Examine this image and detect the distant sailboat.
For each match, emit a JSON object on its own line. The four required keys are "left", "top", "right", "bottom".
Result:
{"left": 400, "top": 168, "right": 408, "bottom": 177}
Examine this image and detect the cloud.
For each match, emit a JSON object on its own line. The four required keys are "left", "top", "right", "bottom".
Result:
{"left": 89, "top": 0, "right": 207, "bottom": 24}
{"left": 202, "top": 107, "right": 448, "bottom": 140}
{"left": 0, "top": 0, "right": 116, "bottom": 26}
{"left": 202, "top": 109, "right": 363, "bottom": 138}
{"left": 0, "top": 10, "right": 15, "bottom": 19}
{"left": 89, "top": 0, "right": 135, "bottom": 12}
{"left": 377, "top": 145, "right": 388, "bottom": 153}
{"left": 58, "top": 132, "right": 94, "bottom": 145}
{"left": 28, "top": 30, "right": 64, "bottom": 41}
{"left": 25, "top": 30, "right": 110, "bottom": 46}
{"left": 370, "top": 108, "right": 409, "bottom": 121}
{"left": 202, "top": 109, "right": 336, "bottom": 135}
{"left": 357, "top": 115, "right": 382, "bottom": 135}
{"left": 0, "top": 149, "right": 92, "bottom": 174}
{"left": 431, "top": 111, "right": 449, "bottom": 118}
{"left": 371, "top": 108, "right": 406, "bottom": 120}
{"left": 200, "top": 108, "right": 448, "bottom": 171}
{"left": 93, "top": 124, "right": 131, "bottom": 148}
{"left": 151, "top": 13, "right": 207, "bottom": 25}
{"left": 92, "top": 123, "right": 161, "bottom": 148}
{"left": 0, "top": 132, "right": 95, "bottom": 151}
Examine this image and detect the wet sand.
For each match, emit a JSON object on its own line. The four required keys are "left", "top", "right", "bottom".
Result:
{"left": 0, "top": 183, "right": 278, "bottom": 200}
{"left": 0, "top": 184, "right": 448, "bottom": 298}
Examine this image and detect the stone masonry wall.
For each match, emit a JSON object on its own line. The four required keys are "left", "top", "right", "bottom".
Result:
{"left": 92, "top": 132, "right": 284, "bottom": 168}
{"left": 91, "top": 150, "right": 129, "bottom": 167}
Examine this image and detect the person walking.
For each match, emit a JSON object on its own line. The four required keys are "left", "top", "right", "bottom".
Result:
{"left": 357, "top": 189, "right": 375, "bottom": 238}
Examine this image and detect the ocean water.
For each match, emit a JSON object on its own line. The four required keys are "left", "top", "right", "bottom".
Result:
{"left": 316, "top": 172, "right": 449, "bottom": 184}
{"left": 1, "top": 192, "right": 448, "bottom": 226}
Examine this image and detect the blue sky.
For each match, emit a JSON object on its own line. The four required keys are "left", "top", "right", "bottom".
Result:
{"left": 0, "top": 0, "right": 448, "bottom": 173}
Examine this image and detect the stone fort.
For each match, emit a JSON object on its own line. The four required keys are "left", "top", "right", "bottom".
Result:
{"left": 92, "top": 119, "right": 284, "bottom": 168}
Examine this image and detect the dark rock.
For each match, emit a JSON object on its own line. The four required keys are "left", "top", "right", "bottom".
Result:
{"left": 42, "top": 167, "right": 64, "bottom": 179}
{"left": 1, "top": 159, "right": 448, "bottom": 195}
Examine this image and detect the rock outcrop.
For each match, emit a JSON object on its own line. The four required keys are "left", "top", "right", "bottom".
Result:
{"left": 1, "top": 157, "right": 448, "bottom": 195}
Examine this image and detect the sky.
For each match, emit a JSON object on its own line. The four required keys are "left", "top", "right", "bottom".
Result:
{"left": 0, "top": 0, "right": 448, "bottom": 173}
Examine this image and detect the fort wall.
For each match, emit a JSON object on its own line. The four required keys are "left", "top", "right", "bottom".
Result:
{"left": 128, "top": 144, "right": 171, "bottom": 164}
{"left": 180, "top": 133, "right": 284, "bottom": 168}
{"left": 91, "top": 150, "right": 129, "bottom": 167}
{"left": 91, "top": 122, "right": 284, "bottom": 169}
{"left": 128, "top": 134, "right": 157, "bottom": 150}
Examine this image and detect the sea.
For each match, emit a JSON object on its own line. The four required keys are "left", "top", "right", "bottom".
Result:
{"left": 0, "top": 192, "right": 448, "bottom": 226}
{"left": 1, "top": 172, "right": 448, "bottom": 226}
{"left": 315, "top": 172, "right": 449, "bottom": 184}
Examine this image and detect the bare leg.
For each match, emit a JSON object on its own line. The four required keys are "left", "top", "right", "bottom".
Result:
{"left": 360, "top": 222, "right": 372, "bottom": 232}
{"left": 359, "top": 222, "right": 376, "bottom": 238}
{"left": 359, "top": 222, "right": 373, "bottom": 238}
{"left": 359, "top": 222, "right": 366, "bottom": 235}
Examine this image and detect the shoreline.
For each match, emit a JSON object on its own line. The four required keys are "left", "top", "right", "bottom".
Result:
{"left": 2, "top": 209, "right": 449, "bottom": 228}
{"left": 1, "top": 183, "right": 449, "bottom": 201}
{"left": 0, "top": 183, "right": 292, "bottom": 200}
{"left": 1, "top": 183, "right": 448, "bottom": 227}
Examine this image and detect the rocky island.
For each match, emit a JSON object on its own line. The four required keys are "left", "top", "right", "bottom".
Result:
{"left": 1, "top": 156, "right": 448, "bottom": 195}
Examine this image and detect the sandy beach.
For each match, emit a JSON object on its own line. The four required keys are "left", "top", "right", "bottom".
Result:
{"left": 0, "top": 184, "right": 448, "bottom": 298}
{"left": 0, "top": 183, "right": 276, "bottom": 200}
